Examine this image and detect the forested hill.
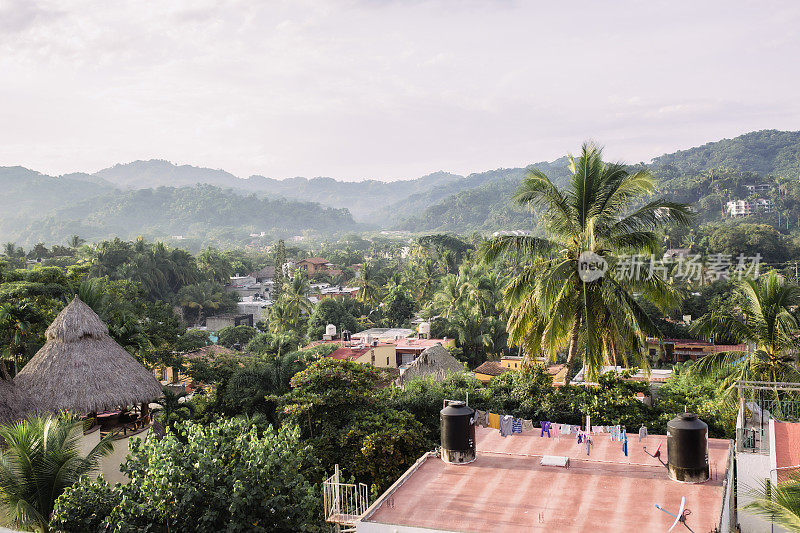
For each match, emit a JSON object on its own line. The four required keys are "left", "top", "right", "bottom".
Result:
{"left": 3, "top": 129, "right": 800, "bottom": 243}
{"left": 396, "top": 130, "right": 800, "bottom": 233}
{"left": 0, "top": 185, "right": 359, "bottom": 248}
{"left": 652, "top": 130, "right": 800, "bottom": 178}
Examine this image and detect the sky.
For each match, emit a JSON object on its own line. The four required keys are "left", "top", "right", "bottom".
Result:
{"left": 1, "top": 0, "right": 799, "bottom": 182}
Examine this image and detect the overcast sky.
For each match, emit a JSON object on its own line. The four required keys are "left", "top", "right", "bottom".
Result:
{"left": 1, "top": 0, "right": 799, "bottom": 181}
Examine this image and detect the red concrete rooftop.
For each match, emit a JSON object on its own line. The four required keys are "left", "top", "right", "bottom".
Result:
{"left": 774, "top": 421, "right": 800, "bottom": 483}
{"left": 359, "top": 426, "right": 731, "bottom": 532}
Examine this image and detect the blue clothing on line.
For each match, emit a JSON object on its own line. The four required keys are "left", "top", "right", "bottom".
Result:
{"left": 540, "top": 421, "right": 551, "bottom": 438}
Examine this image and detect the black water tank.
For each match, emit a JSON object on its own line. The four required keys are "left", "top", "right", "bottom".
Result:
{"left": 440, "top": 401, "right": 476, "bottom": 464}
{"left": 667, "top": 413, "right": 709, "bottom": 483}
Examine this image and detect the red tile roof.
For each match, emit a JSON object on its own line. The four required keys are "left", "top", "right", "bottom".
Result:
{"left": 298, "top": 257, "right": 330, "bottom": 265}
{"left": 362, "top": 426, "right": 731, "bottom": 532}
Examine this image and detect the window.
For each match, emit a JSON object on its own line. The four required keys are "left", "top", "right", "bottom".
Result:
{"left": 387, "top": 357, "right": 390, "bottom": 365}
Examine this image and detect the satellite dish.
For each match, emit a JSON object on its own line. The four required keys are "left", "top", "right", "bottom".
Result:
{"left": 655, "top": 496, "right": 689, "bottom": 532}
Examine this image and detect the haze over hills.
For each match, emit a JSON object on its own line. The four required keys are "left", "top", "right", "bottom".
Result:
{"left": 1, "top": 129, "right": 799, "bottom": 246}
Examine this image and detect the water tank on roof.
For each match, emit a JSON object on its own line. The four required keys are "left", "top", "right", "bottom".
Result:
{"left": 365, "top": 333, "right": 373, "bottom": 345}
{"left": 326, "top": 324, "right": 337, "bottom": 337}
{"left": 667, "top": 412, "right": 709, "bottom": 483}
{"left": 440, "top": 401, "right": 476, "bottom": 464}
{"left": 419, "top": 322, "right": 431, "bottom": 336}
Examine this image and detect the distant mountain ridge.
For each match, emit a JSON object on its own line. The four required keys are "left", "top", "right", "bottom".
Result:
{"left": 2, "top": 129, "right": 799, "bottom": 244}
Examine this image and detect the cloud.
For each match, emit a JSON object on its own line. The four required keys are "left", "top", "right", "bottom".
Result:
{"left": 0, "top": 0, "right": 799, "bottom": 180}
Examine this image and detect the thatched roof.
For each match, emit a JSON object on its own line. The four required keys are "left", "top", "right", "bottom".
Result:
{"left": 398, "top": 343, "right": 465, "bottom": 385}
{"left": 0, "top": 379, "right": 34, "bottom": 425}
{"left": 14, "top": 296, "right": 163, "bottom": 414}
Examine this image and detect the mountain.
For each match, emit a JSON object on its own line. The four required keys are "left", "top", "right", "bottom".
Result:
{"left": 93, "top": 160, "right": 463, "bottom": 221}
{"left": 652, "top": 130, "right": 800, "bottom": 179}
{"left": 1, "top": 185, "right": 360, "bottom": 248}
{"left": 3, "top": 129, "right": 800, "bottom": 245}
{"left": 0, "top": 166, "right": 117, "bottom": 217}
{"left": 395, "top": 130, "right": 800, "bottom": 233}
{"left": 94, "top": 160, "right": 241, "bottom": 189}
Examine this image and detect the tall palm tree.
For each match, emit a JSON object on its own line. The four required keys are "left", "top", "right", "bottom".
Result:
{"left": 67, "top": 235, "right": 85, "bottom": 249}
{"left": 357, "top": 262, "right": 380, "bottom": 305}
{"left": 283, "top": 273, "right": 311, "bottom": 330}
{"left": 267, "top": 300, "right": 292, "bottom": 335}
{"left": 691, "top": 271, "right": 800, "bottom": 403}
{"left": 482, "top": 143, "right": 691, "bottom": 379}
{"left": 0, "top": 415, "right": 113, "bottom": 533}
{"left": 0, "top": 302, "right": 39, "bottom": 375}
{"left": 745, "top": 473, "right": 800, "bottom": 532}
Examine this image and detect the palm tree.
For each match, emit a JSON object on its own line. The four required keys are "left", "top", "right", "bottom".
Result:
{"left": 177, "top": 282, "right": 229, "bottom": 324}
{"left": 357, "top": 262, "right": 380, "bottom": 305}
{"left": 267, "top": 300, "right": 292, "bottom": 335}
{"left": 0, "top": 415, "right": 113, "bottom": 532}
{"left": 67, "top": 235, "right": 85, "bottom": 249}
{"left": 482, "top": 143, "right": 691, "bottom": 379}
{"left": 691, "top": 271, "right": 800, "bottom": 403}
{"left": 283, "top": 273, "right": 311, "bottom": 330}
{"left": 745, "top": 473, "right": 800, "bottom": 532}
{"left": 0, "top": 302, "right": 40, "bottom": 375}
{"left": 155, "top": 386, "right": 194, "bottom": 428}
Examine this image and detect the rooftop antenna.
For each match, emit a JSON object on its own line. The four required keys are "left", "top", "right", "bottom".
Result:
{"left": 655, "top": 496, "right": 694, "bottom": 533}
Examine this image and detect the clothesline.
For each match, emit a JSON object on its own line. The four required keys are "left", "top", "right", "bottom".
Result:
{"left": 474, "top": 408, "right": 647, "bottom": 456}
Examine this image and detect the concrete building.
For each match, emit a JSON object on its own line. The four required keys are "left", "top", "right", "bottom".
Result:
{"left": 205, "top": 313, "right": 253, "bottom": 331}
{"left": 727, "top": 198, "right": 774, "bottom": 217}
{"left": 354, "top": 424, "right": 733, "bottom": 532}
{"left": 296, "top": 257, "right": 334, "bottom": 276}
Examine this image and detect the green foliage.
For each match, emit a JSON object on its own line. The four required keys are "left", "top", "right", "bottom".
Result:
{"left": 0, "top": 415, "right": 112, "bottom": 533}
{"left": 216, "top": 325, "right": 257, "bottom": 349}
{"left": 708, "top": 223, "right": 796, "bottom": 263}
{"left": 306, "top": 298, "right": 358, "bottom": 340}
{"left": 52, "top": 419, "right": 323, "bottom": 532}
{"left": 245, "top": 331, "right": 299, "bottom": 357}
{"left": 381, "top": 285, "right": 415, "bottom": 325}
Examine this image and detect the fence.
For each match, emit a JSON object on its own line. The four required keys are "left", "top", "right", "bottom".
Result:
{"left": 322, "top": 465, "right": 370, "bottom": 533}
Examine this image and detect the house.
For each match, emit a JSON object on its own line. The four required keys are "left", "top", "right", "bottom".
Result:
{"left": 472, "top": 361, "right": 510, "bottom": 382}
{"left": 315, "top": 285, "right": 359, "bottom": 299}
{"left": 645, "top": 338, "right": 746, "bottom": 363}
{"left": 745, "top": 184, "right": 772, "bottom": 193}
{"left": 329, "top": 343, "right": 398, "bottom": 369}
{"left": 228, "top": 274, "right": 256, "bottom": 287}
{"left": 11, "top": 297, "right": 163, "bottom": 484}
{"left": 249, "top": 265, "right": 276, "bottom": 283}
{"left": 353, "top": 420, "right": 733, "bottom": 532}
{"left": 727, "top": 198, "right": 774, "bottom": 217}
{"left": 295, "top": 257, "right": 334, "bottom": 276}
{"left": 313, "top": 331, "right": 455, "bottom": 369}
{"left": 236, "top": 295, "right": 271, "bottom": 322}
{"left": 161, "top": 345, "right": 243, "bottom": 392}
{"left": 397, "top": 344, "right": 465, "bottom": 385}
{"left": 205, "top": 314, "right": 253, "bottom": 331}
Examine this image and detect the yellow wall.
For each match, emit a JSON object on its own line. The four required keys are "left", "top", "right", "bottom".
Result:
{"left": 500, "top": 357, "right": 523, "bottom": 369}
{"left": 474, "top": 372, "right": 494, "bottom": 383}
{"left": 355, "top": 345, "right": 398, "bottom": 368}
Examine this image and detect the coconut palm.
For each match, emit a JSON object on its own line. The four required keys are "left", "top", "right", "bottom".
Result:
{"left": 691, "top": 271, "right": 800, "bottom": 403}
{"left": 155, "top": 386, "right": 194, "bottom": 428}
{"left": 283, "top": 273, "right": 312, "bottom": 329}
{"left": 482, "top": 143, "right": 691, "bottom": 379}
{"left": 267, "top": 299, "right": 292, "bottom": 335}
{"left": 356, "top": 262, "right": 380, "bottom": 305}
{"left": 745, "top": 474, "right": 800, "bottom": 532}
{"left": 0, "top": 302, "right": 40, "bottom": 375}
{"left": 0, "top": 415, "right": 113, "bottom": 533}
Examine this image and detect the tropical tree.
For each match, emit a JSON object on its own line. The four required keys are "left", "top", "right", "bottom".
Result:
{"left": 155, "top": 386, "right": 194, "bottom": 428}
{"left": 0, "top": 301, "right": 41, "bottom": 374}
{"left": 745, "top": 474, "right": 800, "bottom": 532}
{"left": 283, "top": 272, "right": 312, "bottom": 329}
{"left": 356, "top": 261, "right": 380, "bottom": 304}
{"left": 177, "top": 282, "right": 236, "bottom": 325}
{"left": 67, "top": 235, "right": 85, "bottom": 249}
{"left": 0, "top": 415, "right": 112, "bottom": 533}
{"left": 691, "top": 271, "right": 800, "bottom": 403}
{"left": 482, "top": 143, "right": 691, "bottom": 379}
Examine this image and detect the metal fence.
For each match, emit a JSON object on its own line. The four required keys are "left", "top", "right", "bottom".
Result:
{"left": 735, "top": 381, "right": 800, "bottom": 455}
{"left": 322, "top": 465, "right": 370, "bottom": 532}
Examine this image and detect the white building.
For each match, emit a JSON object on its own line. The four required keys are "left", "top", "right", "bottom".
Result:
{"left": 727, "top": 198, "right": 774, "bottom": 217}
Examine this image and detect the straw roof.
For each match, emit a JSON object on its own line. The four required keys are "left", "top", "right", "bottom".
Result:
{"left": 398, "top": 343, "right": 465, "bottom": 385}
{"left": 0, "top": 379, "right": 34, "bottom": 425}
{"left": 14, "top": 296, "right": 163, "bottom": 414}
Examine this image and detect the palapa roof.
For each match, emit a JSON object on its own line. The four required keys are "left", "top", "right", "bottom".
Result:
{"left": 15, "top": 296, "right": 163, "bottom": 414}
{"left": 0, "top": 379, "right": 34, "bottom": 425}
{"left": 398, "top": 344, "right": 465, "bottom": 385}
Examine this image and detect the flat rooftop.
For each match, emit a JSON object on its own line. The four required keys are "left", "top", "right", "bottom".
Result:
{"left": 360, "top": 426, "right": 731, "bottom": 532}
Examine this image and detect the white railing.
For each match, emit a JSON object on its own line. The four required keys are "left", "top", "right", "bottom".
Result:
{"left": 323, "top": 465, "right": 369, "bottom": 531}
